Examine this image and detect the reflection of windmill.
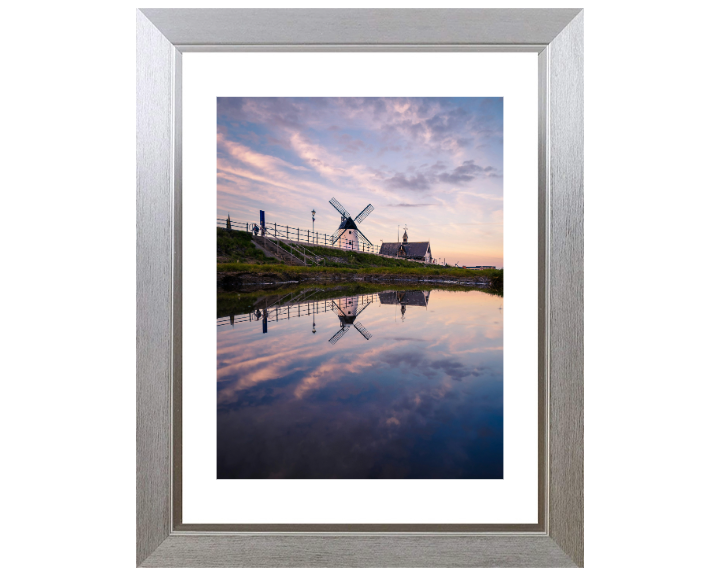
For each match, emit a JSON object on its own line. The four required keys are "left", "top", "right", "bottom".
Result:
{"left": 329, "top": 197, "right": 374, "bottom": 250}
{"left": 329, "top": 296, "right": 373, "bottom": 345}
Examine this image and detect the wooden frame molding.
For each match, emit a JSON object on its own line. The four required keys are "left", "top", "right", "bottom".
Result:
{"left": 137, "top": 8, "right": 583, "bottom": 568}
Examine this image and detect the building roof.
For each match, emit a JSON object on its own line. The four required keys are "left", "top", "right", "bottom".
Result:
{"left": 339, "top": 216, "right": 358, "bottom": 230}
{"left": 379, "top": 241, "right": 430, "bottom": 259}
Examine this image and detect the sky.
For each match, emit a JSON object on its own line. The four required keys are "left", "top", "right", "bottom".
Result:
{"left": 217, "top": 97, "right": 503, "bottom": 267}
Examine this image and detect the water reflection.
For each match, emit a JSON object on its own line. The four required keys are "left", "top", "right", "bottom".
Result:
{"left": 217, "top": 286, "right": 503, "bottom": 479}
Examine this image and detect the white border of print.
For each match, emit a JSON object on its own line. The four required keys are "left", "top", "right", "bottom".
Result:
{"left": 182, "top": 52, "right": 537, "bottom": 524}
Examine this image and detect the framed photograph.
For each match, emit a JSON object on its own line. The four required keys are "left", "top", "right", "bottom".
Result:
{"left": 137, "top": 8, "right": 583, "bottom": 568}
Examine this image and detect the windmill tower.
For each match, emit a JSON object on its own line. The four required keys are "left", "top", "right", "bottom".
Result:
{"left": 329, "top": 296, "right": 373, "bottom": 345}
{"left": 329, "top": 197, "right": 374, "bottom": 251}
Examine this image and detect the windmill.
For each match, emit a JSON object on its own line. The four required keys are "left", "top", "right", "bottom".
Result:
{"left": 328, "top": 296, "right": 373, "bottom": 345}
{"left": 328, "top": 197, "right": 374, "bottom": 251}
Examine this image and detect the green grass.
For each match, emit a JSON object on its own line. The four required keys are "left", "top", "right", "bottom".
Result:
{"left": 301, "top": 244, "right": 441, "bottom": 270}
{"left": 216, "top": 228, "right": 503, "bottom": 294}
{"left": 217, "top": 228, "right": 278, "bottom": 264}
{"left": 217, "top": 260, "right": 501, "bottom": 281}
{"left": 217, "top": 228, "right": 499, "bottom": 276}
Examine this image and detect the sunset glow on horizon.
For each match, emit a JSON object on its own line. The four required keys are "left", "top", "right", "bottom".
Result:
{"left": 217, "top": 97, "right": 503, "bottom": 267}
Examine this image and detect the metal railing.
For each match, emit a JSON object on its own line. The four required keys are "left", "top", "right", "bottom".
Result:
{"left": 263, "top": 237, "right": 304, "bottom": 265}
{"left": 218, "top": 218, "right": 380, "bottom": 254}
{"left": 261, "top": 225, "right": 325, "bottom": 267}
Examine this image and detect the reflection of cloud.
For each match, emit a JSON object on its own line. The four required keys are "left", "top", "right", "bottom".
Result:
{"left": 425, "top": 333, "right": 451, "bottom": 349}
{"left": 216, "top": 290, "right": 504, "bottom": 479}
{"left": 385, "top": 203, "right": 437, "bottom": 208}
{"left": 217, "top": 331, "right": 324, "bottom": 403}
{"left": 293, "top": 343, "right": 403, "bottom": 399}
{"left": 484, "top": 323, "right": 503, "bottom": 340}
{"left": 293, "top": 358, "right": 343, "bottom": 399}
{"left": 378, "top": 349, "right": 485, "bottom": 382}
{"left": 430, "top": 379, "right": 453, "bottom": 399}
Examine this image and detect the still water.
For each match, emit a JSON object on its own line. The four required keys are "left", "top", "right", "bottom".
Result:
{"left": 217, "top": 286, "right": 503, "bottom": 479}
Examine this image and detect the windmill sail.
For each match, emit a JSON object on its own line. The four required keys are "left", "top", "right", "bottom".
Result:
{"left": 353, "top": 322, "right": 372, "bottom": 341}
{"left": 328, "top": 197, "right": 374, "bottom": 249}
{"left": 329, "top": 197, "right": 351, "bottom": 219}
{"left": 330, "top": 228, "right": 347, "bottom": 246}
{"left": 354, "top": 204, "right": 374, "bottom": 224}
{"left": 328, "top": 298, "right": 373, "bottom": 344}
{"left": 329, "top": 325, "right": 350, "bottom": 345}
{"left": 331, "top": 300, "right": 347, "bottom": 317}
{"left": 354, "top": 300, "right": 372, "bottom": 317}
{"left": 355, "top": 229, "right": 373, "bottom": 247}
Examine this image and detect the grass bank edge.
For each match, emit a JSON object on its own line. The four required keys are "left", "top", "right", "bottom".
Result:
{"left": 217, "top": 261, "right": 502, "bottom": 281}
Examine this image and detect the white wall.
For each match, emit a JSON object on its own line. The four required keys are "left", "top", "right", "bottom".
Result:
{"left": 1, "top": 1, "right": 718, "bottom": 574}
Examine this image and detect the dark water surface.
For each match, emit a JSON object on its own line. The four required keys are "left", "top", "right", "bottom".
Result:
{"left": 217, "top": 286, "right": 503, "bottom": 479}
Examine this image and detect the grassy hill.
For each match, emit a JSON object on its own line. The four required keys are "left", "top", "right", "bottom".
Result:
{"left": 217, "top": 228, "right": 279, "bottom": 264}
{"left": 216, "top": 227, "right": 502, "bottom": 290}
{"left": 218, "top": 261, "right": 502, "bottom": 283}
{"left": 298, "top": 243, "right": 440, "bottom": 270}
{"left": 217, "top": 228, "right": 492, "bottom": 271}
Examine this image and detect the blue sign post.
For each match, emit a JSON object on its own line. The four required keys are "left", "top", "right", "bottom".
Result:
{"left": 259, "top": 210, "right": 265, "bottom": 236}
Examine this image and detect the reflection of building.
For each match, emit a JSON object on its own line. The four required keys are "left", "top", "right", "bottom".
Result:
{"left": 379, "top": 290, "right": 430, "bottom": 307}
{"left": 379, "top": 229, "right": 432, "bottom": 263}
{"left": 379, "top": 290, "right": 430, "bottom": 321}
{"left": 217, "top": 289, "right": 432, "bottom": 333}
{"left": 335, "top": 295, "right": 359, "bottom": 318}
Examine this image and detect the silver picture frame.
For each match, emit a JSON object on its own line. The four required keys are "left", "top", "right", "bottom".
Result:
{"left": 137, "top": 8, "right": 583, "bottom": 568}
